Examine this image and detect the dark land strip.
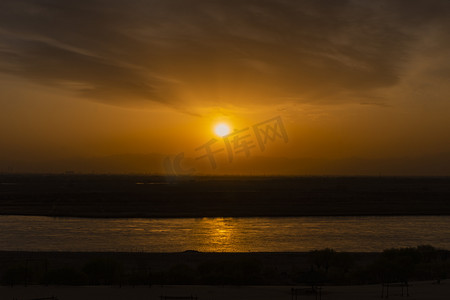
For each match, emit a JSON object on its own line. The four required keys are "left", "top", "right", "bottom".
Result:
{"left": 1, "top": 175, "right": 450, "bottom": 218}
{"left": 1, "top": 247, "right": 449, "bottom": 286}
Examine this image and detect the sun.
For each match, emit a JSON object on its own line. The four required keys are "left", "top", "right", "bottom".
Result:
{"left": 214, "top": 123, "right": 231, "bottom": 137}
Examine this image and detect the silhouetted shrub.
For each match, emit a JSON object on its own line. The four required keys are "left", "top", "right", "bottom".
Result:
{"left": 309, "top": 248, "right": 337, "bottom": 273}
{"left": 150, "top": 271, "right": 166, "bottom": 285}
{"left": 417, "top": 245, "right": 439, "bottom": 263}
{"left": 376, "top": 249, "right": 417, "bottom": 282}
{"left": 1, "top": 266, "right": 27, "bottom": 286}
{"left": 44, "top": 267, "right": 87, "bottom": 285}
{"left": 365, "top": 246, "right": 450, "bottom": 283}
{"left": 167, "top": 264, "right": 197, "bottom": 284}
{"left": 198, "top": 258, "right": 262, "bottom": 285}
{"left": 127, "top": 268, "right": 151, "bottom": 286}
{"left": 294, "top": 267, "right": 327, "bottom": 285}
{"left": 83, "top": 258, "right": 123, "bottom": 285}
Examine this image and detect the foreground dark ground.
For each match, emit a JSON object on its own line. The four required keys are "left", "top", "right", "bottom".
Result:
{"left": 1, "top": 174, "right": 450, "bottom": 218}
{"left": 2, "top": 282, "right": 450, "bottom": 300}
{"left": 1, "top": 246, "right": 449, "bottom": 286}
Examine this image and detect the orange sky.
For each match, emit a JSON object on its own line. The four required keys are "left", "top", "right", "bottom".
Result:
{"left": 1, "top": 0, "right": 450, "bottom": 175}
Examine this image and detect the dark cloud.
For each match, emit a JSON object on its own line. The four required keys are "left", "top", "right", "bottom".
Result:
{"left": 0, "top": 0, "right": 449, "bottom": 109}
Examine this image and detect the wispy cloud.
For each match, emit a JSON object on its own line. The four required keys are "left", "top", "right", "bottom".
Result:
{"left": 0, "top": 0, "right": 449, "bottom": 109}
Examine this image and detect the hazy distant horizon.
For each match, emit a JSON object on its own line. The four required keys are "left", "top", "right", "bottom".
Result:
{"left": 2, "top": 151, "right": 450, "bottom": 176}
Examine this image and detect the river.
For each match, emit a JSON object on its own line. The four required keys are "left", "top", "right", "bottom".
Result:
{"left": 1, "top": 215, "right": 449, "bottom": 252}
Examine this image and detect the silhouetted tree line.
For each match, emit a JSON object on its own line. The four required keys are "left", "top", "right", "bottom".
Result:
{"left": 2, "top": 246, "right": 449, "bottom": 286}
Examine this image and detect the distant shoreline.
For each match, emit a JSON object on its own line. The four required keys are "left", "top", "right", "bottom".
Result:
{"left": 1, "top": 174, "right": 450, "bottom": 218}
{"left": 1, "top": 212, "right": 450, "bottom": 219}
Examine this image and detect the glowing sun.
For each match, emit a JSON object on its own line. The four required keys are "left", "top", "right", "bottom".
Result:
{"left": 214, "top": 123, "right": 231, "bottom": 137}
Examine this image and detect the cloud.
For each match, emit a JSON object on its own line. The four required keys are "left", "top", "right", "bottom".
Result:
{"left": 0, "top": 0, "right": 449, "bottom": 109}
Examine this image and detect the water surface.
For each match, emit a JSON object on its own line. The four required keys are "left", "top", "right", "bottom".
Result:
{"left": 1, "top": 215, "right": 449, "bottom": 252}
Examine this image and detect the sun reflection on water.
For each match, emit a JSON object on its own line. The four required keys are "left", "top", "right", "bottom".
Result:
{"left": 2, "top": 216, "right": 450, "bottom": 252}
{"left": 202, "top": 217, "right": 236, "bottom": 252}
